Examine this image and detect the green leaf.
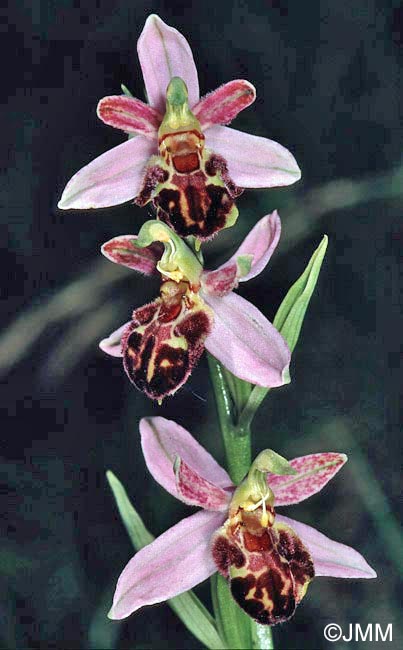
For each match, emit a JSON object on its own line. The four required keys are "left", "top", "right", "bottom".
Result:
{"left": 273, "top": 235, "right": 328, "bottom": 352}
{"left": 251, "top": 622, "right": 274, "bottom": 649}
{"left": 120, "top": 83, "right": 133, "bottom": 97}
{"left": 212, "top": 573, "right": 252, "bottom": 650}
{"left": 107, "top": 471, "right": 226, "bottom": 650}
{"left": 238, "top": 236, "right": 328, "bottom": 429}
{"left": 106, "top": 470, "right": 153, "bottom": 548}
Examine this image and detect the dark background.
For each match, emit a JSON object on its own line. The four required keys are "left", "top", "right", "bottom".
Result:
{"left": 2, "top": 1, "right": 402, "bottom": 648}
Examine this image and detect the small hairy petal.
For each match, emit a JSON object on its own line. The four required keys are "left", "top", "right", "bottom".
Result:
{"left": 277, "top": 515, "right": 377, "bottom": 579}
{"left": 140, "top": 416, "right": 232, "bottom": 500}
{"left": 205, "top": 125, "right": 301, "bottom": 188}
{"left": 194, "top": 80, "right": 256, "bottom": 130}
{"left": 101, "top": 235, "right": 162, "bottom": 274}
{"left": 203, "top": 212, "right": 281, "bottom": 296}
{"left": 58, "top": 136, "right": 157, "bottom": 209}
{"left": 109, "top": 510, "right": 224, "bottom": 619}
{"left": 201, "top": 262, "right": 239, "bottom": 297}
{"left": 204, "top": 292, "right": 291, "bottom": 387}
{"left": 269, "top": 453, "right": 347, "bottom": 506}
{"left": 231, "top": 211, "right": 281, "bottom": 283}
{"left": 137, "top": 14, "right": 199, "bottom": 114}
{"left": 97, "top": 95, "right": 162, "bottom": 137}
{"left": 175, "top": 457, "right": 231, "bottom": 511}
{"left": 99, "top": 321, "right": 129, "bottom": 357}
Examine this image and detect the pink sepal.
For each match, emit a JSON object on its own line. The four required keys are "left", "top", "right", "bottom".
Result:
{"left": 140, "top": 417, "right": 232, "bottom": 501}
{"left": 278, "top": 515, "right": 377, "bottom": 579}
{"left": 202, "top": 211, "right": 282, "bottom": 297}
{"left": 137, "top": 14, "right": 199, "bottom": 114}
{"left": 230, "top": 211, "right": 281, "bottom": 282}
{"left": 204, "top": 292, "right": 291, "bottom": 387}
{"left": 101, "top": 235, "right": 162, "bottom": 274}
{"left": 205, "top": 125, "right": 301, "bottom": 189}
{"left": 57, "top": 136, "right": 156, "bottom": 210}
{"left": 175, "top": 457, "right": 230, "bottom": 511}
{"left": 269, "top": 453, "right": 348, "bottom": 506}
{"left": 97, "top": 95, "right": 162, "bottom": 138}
{"left": 109, "top": 510, "right": 224, "bottom": 619}
{"left": 194, "top": 80, "right": 256, "bottom": 130}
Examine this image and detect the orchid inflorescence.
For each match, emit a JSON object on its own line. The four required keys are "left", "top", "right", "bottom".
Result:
{"left": 59, "top": 13, "right": 375, "bottom": 645}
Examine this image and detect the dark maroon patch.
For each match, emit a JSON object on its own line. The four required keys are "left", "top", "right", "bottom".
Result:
{"left": 154, "top": 171, "right": 236, "bottom": 241}
{"left": 205, "top": 153, "right": 243, "bottom": 198}
{"left": 149, "top": 344, "right": 189, "bottom": 397}
{"left": 212, "top": 535, "right": 246, "bottom": 577}
{"left": 135, "top": 165, "right": 169, "bottom": 206}
{"left": 131, "top": 301, "right": 159, "bottom": 325}
{"left": 277, "top": 527, "right": 315, "bottom": 594}
{"left": 175, "top": 310, "right": 211, "bottom": 346}
{"left": 121, "top": 293, "right": 212, "bottom": 400}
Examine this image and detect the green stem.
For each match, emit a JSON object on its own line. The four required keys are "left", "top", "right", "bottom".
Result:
{"left": 208, "top": 353, "right": 274, "bottom": 650}
{"left": 207, "top": 354, "right": 251, "bottom": 484}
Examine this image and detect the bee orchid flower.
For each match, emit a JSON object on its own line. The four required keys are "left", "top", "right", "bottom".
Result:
{"left": 108, "top": 416, "right": 376, "bottom": 623}
{"left": 99, "top": 211, "right": 291, "bottom": 400}
{"left": 58, "top": 14, "right": 301, "bottom": 240}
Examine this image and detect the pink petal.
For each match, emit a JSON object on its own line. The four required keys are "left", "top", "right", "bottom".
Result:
{"left": 97, "top": 95, "right": 162, "bottom": 138}
{"left": 175, "top": 457, "right": 230, "bottom": 511}
{"left": 277, "top": 515, "right": 377, "bottom": 579}
{"left": 193, "top": 80, "right": 256, "bottom": 130}
{"left": 201, "top": 262, "right": 239, "bottom": 297}
{"left": 269, "top": 453, "right": 348, "bottom": 506}
{"left": 109, "top": 510, "right": 225, "bottom": 619}
{"left": 137, "top": 15, "right": 199, "bottom": 114}
{"left": 202, "top": 212, "right": 281, "bottom": 296}
{"left": 205, "top": 125, "right": 301, "bottom": 188}
{"left": 101, "top": 235, "right": 162, "bottom": 274}
{"left": 204, "top": 292, "right": 291, "bottom": 387}
{"left": 232, "top": 211, "right": 281, "bottom": 282}
{"left": 58, "top": 136, "right": 156, "bottom": 210}
{"left": 140, "top": 417, "right": 232, "bottom": 502}
{"left": 99, "top": 322, "right": 129, "bottom": 357}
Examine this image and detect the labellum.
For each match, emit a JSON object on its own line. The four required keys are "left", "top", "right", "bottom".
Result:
{"left": 212, "top": 456, "right": 315, "bottom": 625}
{"left": 136, "top": 77, "right": 241, "bottom": 241}
{"left": 121, "top": 279, "right": 212, "bottom": 400}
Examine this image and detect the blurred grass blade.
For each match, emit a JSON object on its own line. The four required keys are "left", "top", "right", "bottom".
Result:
{"left": 239, "top": 236, "right": 328, "bottom": 428}
{"left": 106, "top": 471, "right": 226, "bottom": 650}
{"left": 212, "top": 573, "right": 252, "bottom": 650}
{"left": 273, "top": 234, "right": 328, "bottom": 352}
{"left": 88, "top": 583, "right": 122, "bottom": 650}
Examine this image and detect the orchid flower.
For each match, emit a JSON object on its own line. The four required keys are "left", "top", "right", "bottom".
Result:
{"left": 58, "top": 14, "right": 301, "bottom": 241}
{"left": 99, "top": 211, "right": 291, "bottom": 400}
{"left": 109, "top": 416, "right": 376, "bottom": 624}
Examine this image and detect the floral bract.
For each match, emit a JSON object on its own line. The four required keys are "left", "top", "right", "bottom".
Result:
{"left": 58, "top": 15, "right": 301, "bottom": 241}
{"left": 99, "top": 212, "right": 291, "bottom": 400}
{"left": 108, "top": 417, "right": 376, "bottom": 623}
